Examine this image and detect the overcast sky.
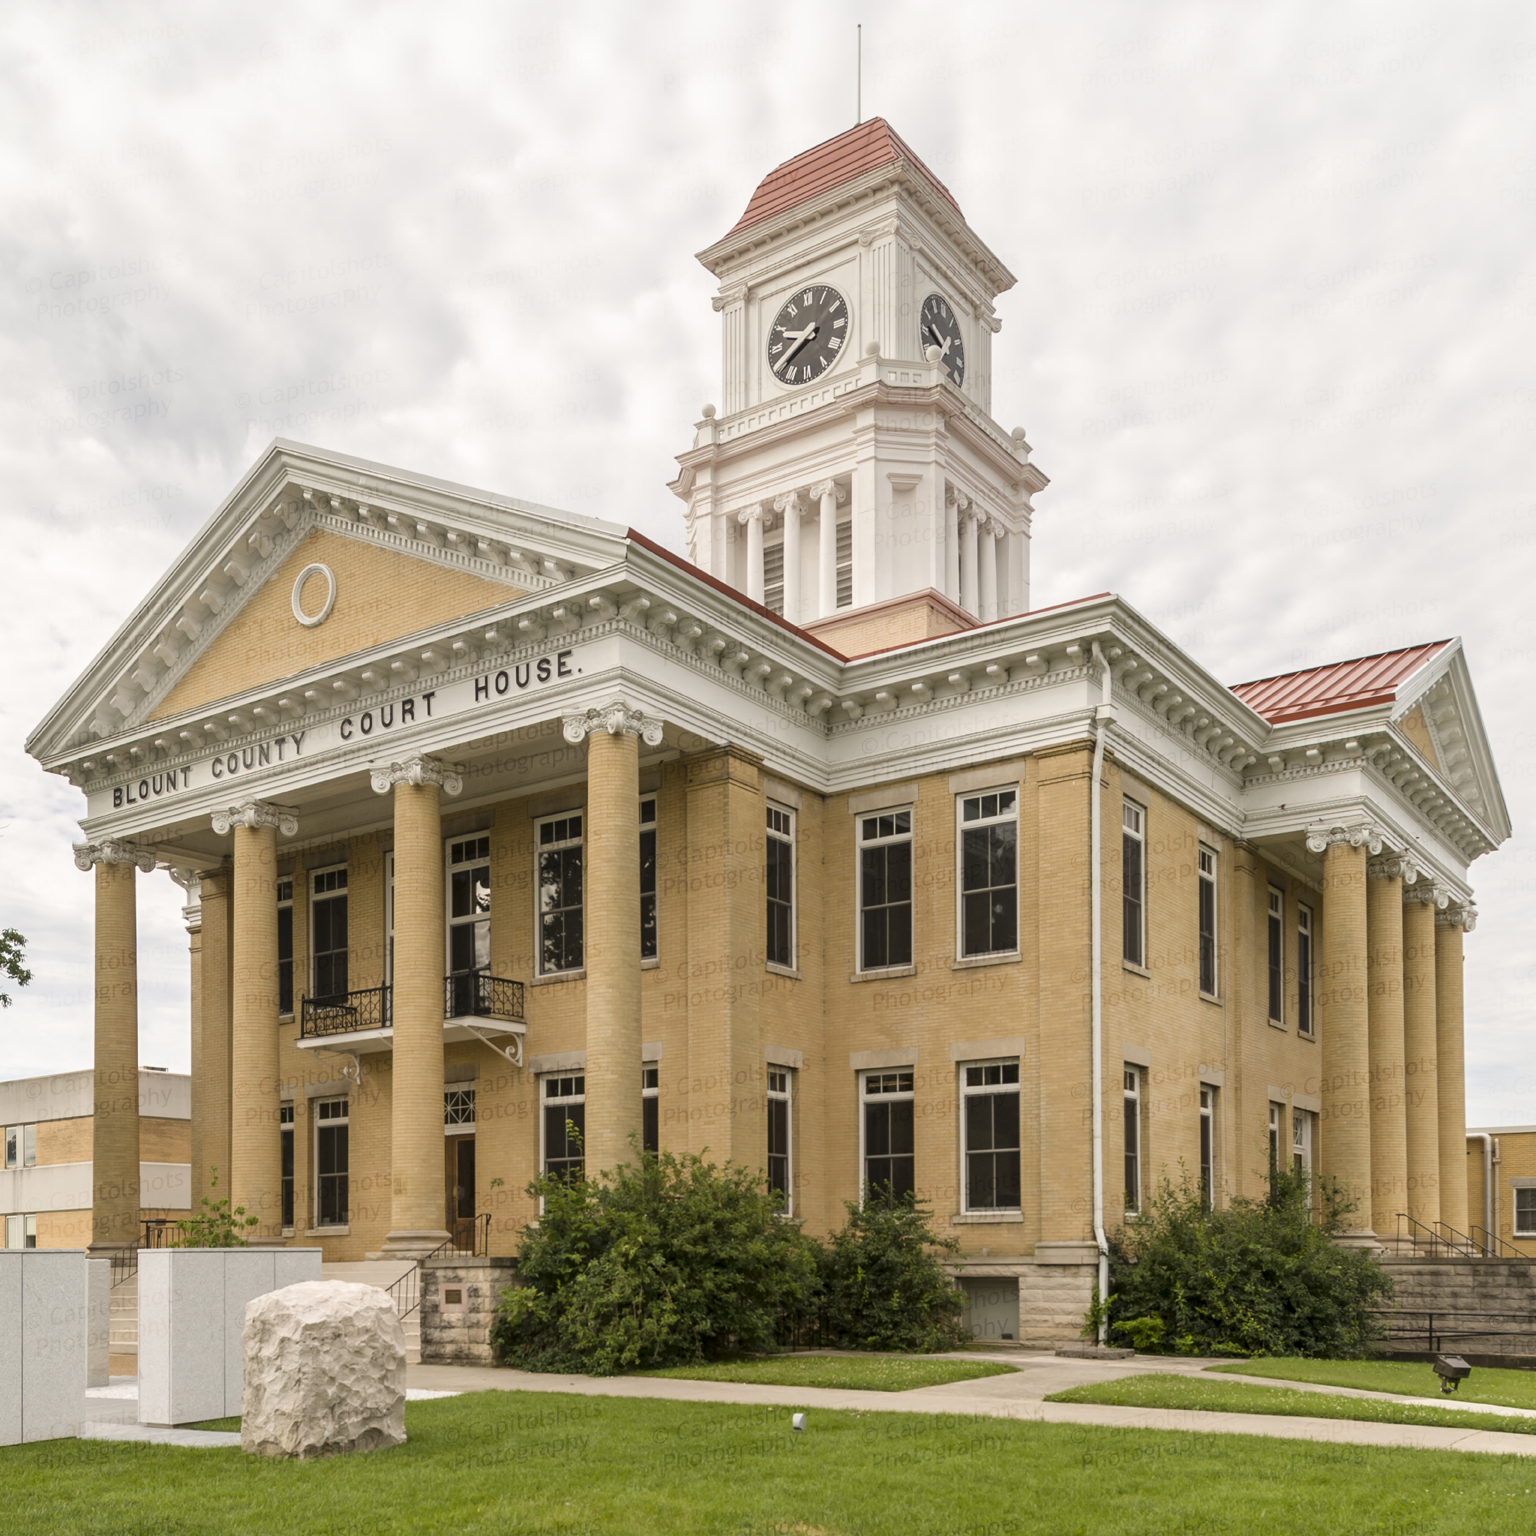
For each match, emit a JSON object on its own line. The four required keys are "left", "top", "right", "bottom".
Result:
{"left": 1, "top": 2, "right": 1532, "bottom": 1124}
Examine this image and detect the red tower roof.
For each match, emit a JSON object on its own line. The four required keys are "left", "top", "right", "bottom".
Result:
{"left": 724, "top": 119, "right": 964, "bottom": 239}
{"left": 1230, "top": 641, "right": 1450, "bottom": 725}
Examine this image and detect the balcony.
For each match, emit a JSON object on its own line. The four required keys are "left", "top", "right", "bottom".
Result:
{"left": 297, "top": 972, "right": 525, "bottom": 1057}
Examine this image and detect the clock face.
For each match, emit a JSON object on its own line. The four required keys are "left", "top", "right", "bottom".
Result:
{"left": 920, "top": 292, "right": 966, "bottom": 386}
{"left": 767, "top": 284, "right": 849, "bottom": 385}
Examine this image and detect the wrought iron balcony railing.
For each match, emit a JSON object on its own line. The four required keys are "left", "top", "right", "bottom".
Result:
{"left": 445, "top": 970, "right": 525, "bottom": 1023}
{"left": 301, "top": 985, "right": 391, "bottom": 1038}
{"left": 300, "top": 973, "right": 524, "bottom": 1040}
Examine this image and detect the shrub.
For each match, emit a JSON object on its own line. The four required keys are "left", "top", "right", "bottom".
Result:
{"left": 491, "top": 1145, "right": 819, "bottom": 1375}
{"left": 1106, "top": 1165, "right": 1392, "bottom": 1358}
{"left": 817, "top": 1192, "right": 966, "bottom": 1354}
{"left": 173, "top": 1168, "right": 259, "bottom": 1247}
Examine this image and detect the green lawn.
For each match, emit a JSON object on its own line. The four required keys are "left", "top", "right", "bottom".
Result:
{"left": 1210, "top": 1356, "right": 1536, "bottom": 1410}
{"left": 13, "top": 1389, "right": 1536, "bottom": 1533}
{"left": 635, "top": 1354, "right": 1018, "bottom": 1391}
{"left": 1048, "top": 1372, "right": 1536, "bottom": 1436}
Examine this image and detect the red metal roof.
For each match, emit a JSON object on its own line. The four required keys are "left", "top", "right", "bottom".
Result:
{"left": 724, "top": 119, "right": 963, "bottom": 239}
{"left": 1230, "top": 641, "right": 1450, "bottom": 725}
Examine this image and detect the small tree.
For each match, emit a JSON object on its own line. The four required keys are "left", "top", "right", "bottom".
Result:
{"left": 1, "top": 928, "right": 31, "bottom": 1008}
{"left": 817, "top": 1191, "right": 966, "bottom": 1354}
{"left": 1105, "top": 1164, "right": 1391, "bottom": 1358}
{"left": 174, "top": 1168, "right": 260, "bottom": 1247}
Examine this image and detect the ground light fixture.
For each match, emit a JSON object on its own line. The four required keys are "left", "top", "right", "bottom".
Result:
{"left": 792, "top": 1413, "right": 806, "bottom": 1432}
{"left": 1434, "top": 1354, "right": 1472, "bottom": 1393}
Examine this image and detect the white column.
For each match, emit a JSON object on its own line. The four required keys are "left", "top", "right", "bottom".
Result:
{"left": 811, "top": 479, "right": 838, "bottom": 618}
{"left": 979, "top": 518, "right": 999, "bottom": 623}
{"left": 944, "top": 486, "right": 961, "bottom": 602}
{"left": 737, "top": 503, "right": 766, "bottom": 604}
{"left": 958, "top": 496, "right": 979, "bottom": 618}
{"left": 775, "top": 491, "right": 803, "bottom": 623}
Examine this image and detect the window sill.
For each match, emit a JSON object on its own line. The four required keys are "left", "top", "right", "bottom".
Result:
{"left": 1199, "top": 992, "right": 1221, "bottom": 1006}
{"left": 279, "top": 1013, "right": 294, "bottom": 1024}
{"left": 952, "top": 1212, "right": 1024, "bottom": 1225}
{"left": 306, "top": 1226, "right": 349, "bottom": 1237}
{"left": 640, "top": 957, "right": 660, "bottom": 971}
{"left": 951, "top": 952, "right": 1021, "bottom": 972}
{"left": 281, "top": 1228, "right": 295, "bottom": 1237}
{"left": 850, "top": 964, "right": 916, "bottom": 983}
{"left": 1267, "top": 1018, "right": 1287, "bottom": 1032}
{"left": 1122, "top": 962, "right": 1151, "bottom": 979}
{"left": 766, "top": 963, "right": 801, "bottom": 980}
{"left": 530, "top": 969, "right": 586, "bottom": 987}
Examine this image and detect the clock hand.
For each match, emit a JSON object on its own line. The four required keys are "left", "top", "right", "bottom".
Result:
{"left": 780, "top": 323, "right": 819, "bottom": 368}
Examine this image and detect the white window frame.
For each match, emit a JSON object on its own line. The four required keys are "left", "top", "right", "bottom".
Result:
{"left": 384, "top": 849, "right": 395, "bottom": 987}
{"left": 445, "top": 834, "right": 493, "bottom": 976}
{"left": 4, "top": 1213, "right": 37, "bottom": 1249}
{"left": 313, "top": 1095, "right": 349, "bottom": 1229}
{"left": 639, "top": 797, "right": 658, "bottom": 963}
{"left": 1269, "top": 1103, "right": 1283, "bottom": 1172}
{"left": 858, "top": 1068, "right": 915, "bottom": 1204}
{"left": 280, "top": 1101, "right": 295, "bottom": 1232}
{"left": 1122, "top": 799, "right": 1145, "bottom": 969}
{"left": 766, "top": 803, "right": 796, "bottom": 972}
{"left": 539, "top": 1072, "right": 586, "bottom": 1181}
{"left": 309, "top": 862, "right": 349, "bottom": 1002}
{"left": 5, "top": 1124, "right": 36, "bottom": 1169}
{"left": 1297, "top": 903, "right": 1315, "bottom": 1036}
{"left": 955, "top": 787, "right": 1020, "bottom": 961}
{"left": 856, "top": 806, "right": 915, "bottom": 974}
{"left": 1267, "top": 885, "right": 1285, "bottom": 1025}
{"left": 1292, "top": 1107, "right": 1313, "bottom": 1178}
{"left": 444, "top": 1086, "right": 476, "bottom": 1134}
{"left": 277, "top": 875, "right": 295, "bottom": 1018}
{"left": 767, "top": 1067, "right": 793, "bottom": 1214}
{"left": 1514, "top": 1187, "right": 1536, "bottom": 1238}
{"left": 1200, "top": 1086, "right": 1217, "bottom": 1211}
{"left": 534, "top": 812, "right": 585, "bottom": 977}
{"left": 1124, "top": 1068, "right": 1142, "bottom": 1215}
{"left": 1197, "top": 845, "right": 1217, "bottom": 998}
{"left": 642, "top": 1062, "right": 659, "bottom": 1154}
{"left": 958, "top": 1058, "right": 1021, "bottom": 1215}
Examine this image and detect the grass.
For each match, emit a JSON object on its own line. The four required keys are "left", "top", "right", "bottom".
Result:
{"left": 634, "top": 1355, "right": 1018, "bottom": 1392}
{"left": 184, "top": 1417, "right": 241, "bottom": 1432}
{"left": 13, "top": 1388, "right": 1536, "bottom": 1534}
{"left": 1210, "top": 1356, "right": 1536, "bottom": 1410}
{"left": 1048, "top": 1372, "right": 1536, "bottom": 1436}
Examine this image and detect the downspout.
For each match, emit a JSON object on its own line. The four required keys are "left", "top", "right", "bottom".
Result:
{"left": 1470, "top": 1132, "right": 1494, "bottom": 1252}
{"left": 1089, "top": 642, "right": 1114, "bottom": 1340}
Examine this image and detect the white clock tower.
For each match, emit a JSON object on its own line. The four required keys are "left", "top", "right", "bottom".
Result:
{"left": 670, "top": 119, "right": 1049, "bottom": 653}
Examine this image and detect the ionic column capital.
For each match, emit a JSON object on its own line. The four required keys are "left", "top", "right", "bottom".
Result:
{"left": 773, "top": 490, "right": 804, "bottom": 517}
{"left": 211, "top": 801, "right": 299, "bottom": 837}
{"left": 1305, "top": 823, "right": 1384, "bottom": 855}
{"left": 1404, "top": 881, "right": 1451, "bottom": 909}
{"left": 562, "top": 702, "right": 664, "bottom": 746}
{"left": 73, "top": 839, "right": 155, "bottom": 873}
{"left": 736, "top": 501, "right": 768, "bottom": 525}
{"left": 945, "top": 485, "right": 970, "bottom": 512}
{"left": 1367, "top": 853, "right": 1417, "bottom": 883}
{"left": 808, "top": 479, "right": 846, "bottom": 505}
{"left": 369, "top": 754, "right": 463, "bottom": 796}
{"left": 1437, "top": 903, "right": 1477, "bottom": 932}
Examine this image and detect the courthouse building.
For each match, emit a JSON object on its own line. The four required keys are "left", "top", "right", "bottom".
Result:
{"left": 26, "top": 121, "right": 1508, "bottom": 1337}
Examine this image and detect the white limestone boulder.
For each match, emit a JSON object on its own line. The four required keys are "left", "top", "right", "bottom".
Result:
{"left": 240, "top": 1280, "right": 407, "bottom": 1459}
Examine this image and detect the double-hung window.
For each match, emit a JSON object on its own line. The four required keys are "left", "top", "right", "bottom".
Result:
{"left": 1197, "top": 847, "right": 1217, "bottom": 996}
{"left": 280, "top": 1102, "right": 294, "bottom": 1229}
{"left": 1292, "top": 1108, "right": 1313, "bottom": 1178}
{"left": 959, "top": 790, "right": 1018, "bottom": 958}
{"left": 767, "top": 1068, "right": 793, "bottom": 1210}
{"left": 1122, "top": 801, "right": 1145, "bottom": 968}
{"left": 858, "top": 809, "right": 913, "bottom": 971}
{"left": 642, "top": 1064, "right": 659, "bottom": 1154}
{"left": 1515, "top": 1189, "right": 1536, "bottom": 1238}
{"left": 4, "top": 1214, "right": 37, "bottom": 1248}
{"left": 1124, "top": 1069, "right": 1142, "bottom": 1214}
{"left": 537, "top": 814, "right": 584, "bottom": 976}
{"left": 311, "top": 867, "right": 348, "bottom": 1001}
{"left": 277, "top": 877, "right": 294, "bottom": 1016}
{"left": 1297, "top": 904, "right": 1314, "bottom": 1036}
{"left": 315, "top": 1097, "right": 349, "bottom": 1228}
{"left": 4, "top": 1124, "right": 36, "bottom": 1169}
{"left": 542, "top": 1074, "right": 585, "bottom": 1181}
{"left": 766, "top": 805, "right": 795, "bottom": 968}
{"left": 1267, "top": 886, "right": 1285, "bottom": 1024}
{"left": 862, "top": 1070, "right": 914, "bottom": 1201}
{"left": 1199, "top": 1087, "right": 1217, "bottom": 1210}
{"left": 1269, "top": 1103, "right": 1282, "bottom": 1175}
{"left": 447, "top": 836, "right": 492, "bottom": 1016}
{"left": 640, "top": 798, "right": 658, "bottom": 961}
{"left": 961, "top": 1061, "right": 1021, "bottom": 1212}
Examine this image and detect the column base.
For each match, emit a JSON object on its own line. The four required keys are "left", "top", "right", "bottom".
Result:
{"left": 86, "top": 1241, "right": 135, "bottom": 1257}
{"left": 1330, "top": 1229, "right": 1385, "bottom": 1251}
{"left": 374, "top": 1229, "right": 451, "bottom": 1259}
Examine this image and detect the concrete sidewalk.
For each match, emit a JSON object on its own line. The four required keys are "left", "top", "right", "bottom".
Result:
{"left": 404, "top": 1351, "right": 1536, "bottom": 1459}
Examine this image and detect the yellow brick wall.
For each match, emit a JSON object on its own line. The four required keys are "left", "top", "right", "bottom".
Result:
{"left": 35, "top": 1116, "right": 92, "bottom": 1165}
{"left": 808, "top": 594, "right": 968, "bottom": 657}
{"left": 1467, "top": 1131, "right": 1536, "bottom": 1256}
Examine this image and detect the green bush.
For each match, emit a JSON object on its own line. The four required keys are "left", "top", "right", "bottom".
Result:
{"left": 173, "top": 1168, "right": 259, "bottom": 1247}
{"left": 816, "top": 1192, "right": 966, "bottom": 1354}
{"left": 1106, "top": 1165, "right": 1391, "bottom": 1358}
{"left": 491, "top": 1145, "right": 819, "bottom": 1375}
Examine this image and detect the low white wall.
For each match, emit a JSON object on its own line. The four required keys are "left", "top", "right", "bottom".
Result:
{"left": 138, "top": 1248, "right": 323, "bottom": 1425}
{"left": 0, "top": 1250, "right": 88, "bottom": 1444}
{"left": 0, "top": 1161, "right": 191, "bottom": 1217}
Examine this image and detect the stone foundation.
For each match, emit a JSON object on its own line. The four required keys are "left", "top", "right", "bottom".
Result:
{"left": 1378, "top": 1256, "right": 1536, "bottom": 1361}
{"left": 419, "top": 1256, "right": 518, "bottom": 1365}
{"left": 952, "top": 1258, "right": 1096, "bottom": 1348}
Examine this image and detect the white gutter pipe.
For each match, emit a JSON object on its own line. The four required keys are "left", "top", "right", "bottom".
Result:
{"left": 1470, "top": 1132, "right": 1494, "bottom": 1252}
{"left": 1089, "top": 642, "right": 1114, "bottom": 1340}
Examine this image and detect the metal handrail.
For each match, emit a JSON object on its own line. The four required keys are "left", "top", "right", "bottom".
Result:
{"left": 445, "top": 970, "right": 525, "bottom": 1023}
{"left": 384, "top": 1215, "right": 492, "bottom": 1323}
{"left": 301, "top": 974, "right": 525, "bottom": 1040}
{"left": 109, "top": 1247, "right": 138, "bottom": 1287}
{"left": 386, "top": 1264, "right": 419, "bottom": 1321}
{"left": 1470, "top": 1224, "right": 1534, "bottom": 1260}
{"left": 141, "top": 1217, "right": 179, "bottom": 1249}
{"left": 301, "top": 984, "right": 391, "bottom": 1038}
{"left": 1374, "top": 1309, "right": 1536, "bottom": 1352}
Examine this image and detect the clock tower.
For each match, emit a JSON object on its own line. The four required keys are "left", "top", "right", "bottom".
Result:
{"left": 670, "top": 119, "right": 1049, "bottom": 652}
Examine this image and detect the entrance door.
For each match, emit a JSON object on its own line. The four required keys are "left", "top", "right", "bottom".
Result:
{"left": 450, "top": 1136, "right": 475, "bottom": 1222}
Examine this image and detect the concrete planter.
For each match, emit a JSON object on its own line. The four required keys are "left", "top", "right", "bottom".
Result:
{"left": 0, "top": 1249, "right": 89, "bottom": 1444}
{"left": 138, "top": 1247, "right": 322, "bottom": 1426}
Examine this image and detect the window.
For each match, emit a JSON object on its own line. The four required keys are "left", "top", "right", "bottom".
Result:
{"left": 1515, "top": 1189, "right": 1536, "bottom": 1238}
{"left": 1199, "top": 1087, "right": 1216, "bottom": 1211}
{"left": 858, "top": 809, "right": 913, "bottom": 971}
{"left": 1297, "top": 904, "right": 1314, "bottom": 1036}
{"left": 962, "top": 1061, "right": 1021, "bottom": 1212}
{"left": 766, "top": 805, "right": 795, "bottom": 968}
{"left": 1292, "top": 1108, "right": 1313, "bottom": 1178}
{"left": 537, "top": 814, "right": 584, "bottom": 975}
{"left": 640, "top": 798, "right": 658, "bottom": 961}
{"left": 451, "top": 1136, "right": 475, "bottom": 1222}
{"left": 959, "top": 790, "right": 1018, "bottom": 958}
{"left": 4, "top": 1124, "right": 36, "bottom": 1169}
{"left": 542, "top": 1074, "right": 585, "bottom": 1181}
{"left": 447, "top": 836, "right": 492, "bottom": 1015}
{"left": 277, "top": 877, "right": 294, "bottom": 1016}
{"left": 4, "top": 1214, "right": 36, "bottom": 1249}
{"left": 1267, "top": 887, "right": 1284, "bottom": 1023}
{"left": 280, "top": 1103, "right": 294, "bottom": 1230}
{"left": 314, "top": 1097, "right": 348, "bottom": 1228}
{"left": 1124, "top": 1069, "right": 1141, "bottom": 1214}
{"left": 444, "top": 1087, "right": 476, "bottom": 1129}
{"left": 763, "top": 538, "right": 785, "bottom": 616}
{"left": 1198, "top": 847, "right": 1217, "bottom": 996}
{"left": 768, "top": 1068, "right": 792, "bottom": 1211}
{"left": 862, "top": 1070, "right": 914, "bottom": 1202}
{"left": 835, "top": 517, "right": 852, "bottom": 608}
{"left": 1122, "top": 801, "right": 1145, "bottom": 968}
{"left": 642, "top": 1065, "right": 659, "bottom": 1155}
{"left": 1269, "top": 1103, "right": 1282, "bottom": 1175}
{"left": 311, "top": 867, "right": 349, "bottom": 1002}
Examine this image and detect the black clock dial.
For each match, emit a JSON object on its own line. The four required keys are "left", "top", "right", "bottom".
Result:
{"left": 920, "top": 292, "right": 966, "bottom": 386}
{"left": 767, "top": 284, "right": 849, "bottom": 385}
